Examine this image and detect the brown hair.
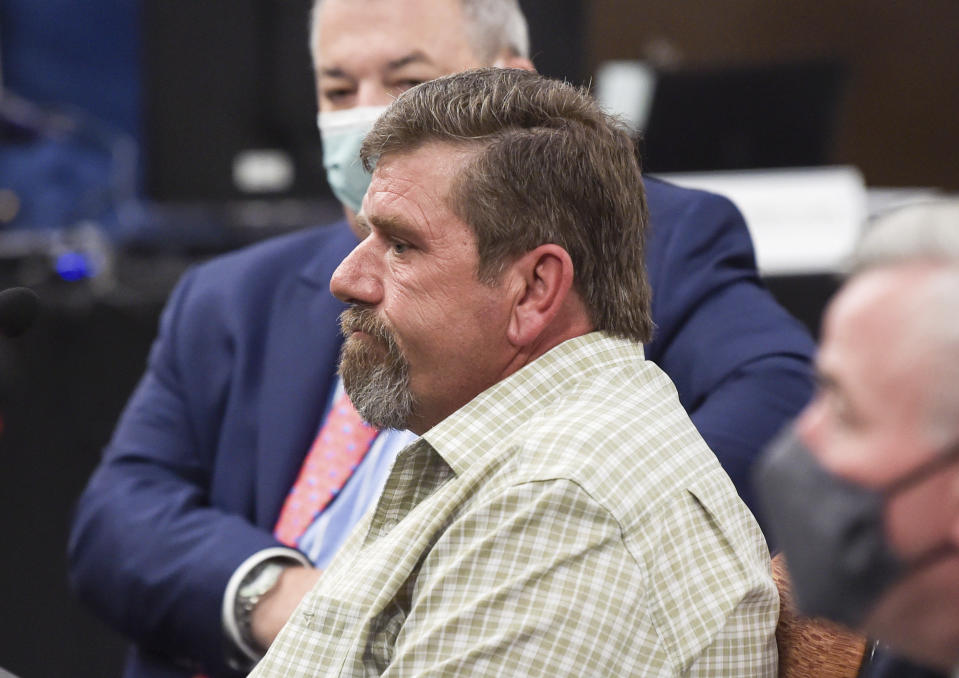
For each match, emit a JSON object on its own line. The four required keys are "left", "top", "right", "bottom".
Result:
{"left": 360, "top": 67, "right": 653, "bottom": 343}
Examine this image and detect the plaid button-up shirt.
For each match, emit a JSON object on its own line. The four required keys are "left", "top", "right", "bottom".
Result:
{"left": 251, "top": 332, "right": 778, "bottom": 677}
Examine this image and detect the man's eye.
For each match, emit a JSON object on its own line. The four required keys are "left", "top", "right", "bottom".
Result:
{"left": 390, "top": 241, "right": 410, "bottom": 254}
{"left": 828, "top": 396, "right": 862, "bottom": 431}
{"left": 323, "top": 88, "right": 354, "bottom": 103}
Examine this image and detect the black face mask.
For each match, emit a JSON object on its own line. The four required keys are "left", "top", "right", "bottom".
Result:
{"left": 753, "top": 426, "right": 959, "bottom": 628}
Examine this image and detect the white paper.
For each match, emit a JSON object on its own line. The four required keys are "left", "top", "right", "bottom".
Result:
{"left": 659, "top": 166, "right": 868, "bottom": 275}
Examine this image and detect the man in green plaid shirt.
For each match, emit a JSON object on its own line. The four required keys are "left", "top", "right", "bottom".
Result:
{"left": 251, "top": 68, "right": 778, "bottom": 677}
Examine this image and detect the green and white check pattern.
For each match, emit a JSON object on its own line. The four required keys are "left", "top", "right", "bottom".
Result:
{"left": 251, "top": 332, "right": 778, "bottom": 677}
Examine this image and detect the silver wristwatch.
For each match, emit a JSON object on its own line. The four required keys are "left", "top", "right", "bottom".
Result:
{"left": 234, "top": 560, "right": 289, "bottom": 654}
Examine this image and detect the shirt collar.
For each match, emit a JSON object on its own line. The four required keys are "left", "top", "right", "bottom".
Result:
{"left": 421, "top": 332, "right": 645, "bottom": 476}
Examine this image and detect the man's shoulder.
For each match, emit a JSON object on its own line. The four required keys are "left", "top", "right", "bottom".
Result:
{"left": 643, "top": 175, "right": 743, "bottom": 230}
{"left": 502, "top": 355, "right": 775, "bottom": 643}
{"left": 485, "top": 354, "right": 775, "bottom": 652}
{"left": 643, "top": 174, "right": 734, "bottom": 209}
{"left": 500, "top": 345, "right": 758, "bottom": 529}
{"left": 454, "top": 334, "right": 712, "bottom": 496}
{"left": 506, "top": 354, "right": 715, "bottom": 497}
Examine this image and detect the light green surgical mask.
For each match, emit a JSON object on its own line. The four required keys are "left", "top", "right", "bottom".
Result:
{"left": 317, "top": 105, "right": 389, "bottom": 213}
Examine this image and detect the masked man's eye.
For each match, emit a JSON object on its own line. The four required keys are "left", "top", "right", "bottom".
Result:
{"left": 323, "top": 87, "right": 355, "bottom": 104}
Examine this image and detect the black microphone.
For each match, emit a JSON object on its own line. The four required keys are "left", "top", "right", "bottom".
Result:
{"left": 0, "top": 287, "right": 40, "bottom": 337}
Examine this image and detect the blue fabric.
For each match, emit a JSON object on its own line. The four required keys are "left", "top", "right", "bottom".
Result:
{"left": 68, "top": 178, "right": 816, "bottom": 678}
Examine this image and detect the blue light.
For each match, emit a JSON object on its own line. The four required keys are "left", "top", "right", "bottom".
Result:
{"left": 55, "top": 251, "right": 95, "bottom": 282}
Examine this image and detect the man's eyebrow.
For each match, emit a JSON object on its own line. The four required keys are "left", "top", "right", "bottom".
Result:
{"left": 320, "top": 51, "right": 433, "bottom": 80}
{"left": 386, "top": 51, "right": 433, "bottom": 71}
{"left": 369, "top": 213, "right": 419, "bottom": 241}
{"left": 319, "top": 66, "right": 350, "bottom": 79}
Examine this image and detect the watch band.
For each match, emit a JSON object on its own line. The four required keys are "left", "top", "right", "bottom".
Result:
{"left": 235, "top": 560, "right": 288, "bottom": 654}
{"left": 222, "top": 548, "right": 311, "bottom": 668}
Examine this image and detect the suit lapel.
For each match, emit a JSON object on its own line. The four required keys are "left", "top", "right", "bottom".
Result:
{"left": 255, "top": 224, "right": 357, "bottom": 527}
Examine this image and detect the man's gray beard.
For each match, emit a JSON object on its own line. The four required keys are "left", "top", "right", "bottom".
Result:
{"left": 338, "top": 307, "right": 414, "bottom": 431}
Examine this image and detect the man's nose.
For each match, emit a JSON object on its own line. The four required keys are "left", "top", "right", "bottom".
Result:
{"left": 355, "top": 80, "right": 395, "bottom": 108}
{"left": 330, "top": 239, "right": 383, "bottom": 305}
{"left": 795, "top": 398, "right": 828, "bottom": 457}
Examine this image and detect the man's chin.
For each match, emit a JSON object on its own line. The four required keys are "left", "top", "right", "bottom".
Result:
{"left": 338, "top": 336, "right": 414, "bottom": 431}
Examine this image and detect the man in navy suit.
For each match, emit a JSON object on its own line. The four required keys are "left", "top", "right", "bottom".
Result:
{"left": 68, "top": 1, "right": 815, "bottom": 676}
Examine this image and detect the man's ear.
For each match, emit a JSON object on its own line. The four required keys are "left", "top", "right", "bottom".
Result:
{"left": 494, "top": 54, "right": 536, "bottom": 73}
{"left": 506, "top": 244, "right": 575, "bottom": 347}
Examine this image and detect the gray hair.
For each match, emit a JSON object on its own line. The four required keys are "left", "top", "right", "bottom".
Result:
{"left": 850, "top": 199, "right": 959, "bottom": 274}
{"left": 459, "top": 0, "right": 529, "bottom": 61}
{"left": 311, "top": 0, "right": 529, "bottom": 64}
{"left": 851, "top": 199, "right": 959, "bottom": 448}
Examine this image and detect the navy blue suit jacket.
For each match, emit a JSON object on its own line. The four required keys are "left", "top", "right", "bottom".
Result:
{"left": 68, "top": 177, "right": 815, "bottom": 677}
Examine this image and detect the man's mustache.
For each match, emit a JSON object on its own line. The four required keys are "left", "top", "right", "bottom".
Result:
{"left": 339, "top": 306, "right": 396, "bottom": 346}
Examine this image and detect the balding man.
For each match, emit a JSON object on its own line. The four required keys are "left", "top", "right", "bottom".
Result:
{"left": 757, "top": 200, "right": 959, "bottom": 677}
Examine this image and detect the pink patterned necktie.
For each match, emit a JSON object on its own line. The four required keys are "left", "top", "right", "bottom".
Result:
{"left": 273, "top": 391, "right": 379, "bottom": 546}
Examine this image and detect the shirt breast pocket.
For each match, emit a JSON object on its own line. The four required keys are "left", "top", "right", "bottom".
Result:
{"left": 291, "top": 592, "right": 408, "bottom": 676}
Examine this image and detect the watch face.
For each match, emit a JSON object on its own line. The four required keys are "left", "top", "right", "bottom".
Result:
{"left": 240, "top": 563, "right": 286, "bottom": 603}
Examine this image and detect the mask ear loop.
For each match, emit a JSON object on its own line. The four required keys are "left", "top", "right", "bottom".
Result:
{"left": 882, "top": 440, "right": 959, "bottom": 497}
{"left": 906, "top": 541, "right": 959, "bottom": 573}
{"left": 880, "top": 440, "right": 959, "bottom": 573}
